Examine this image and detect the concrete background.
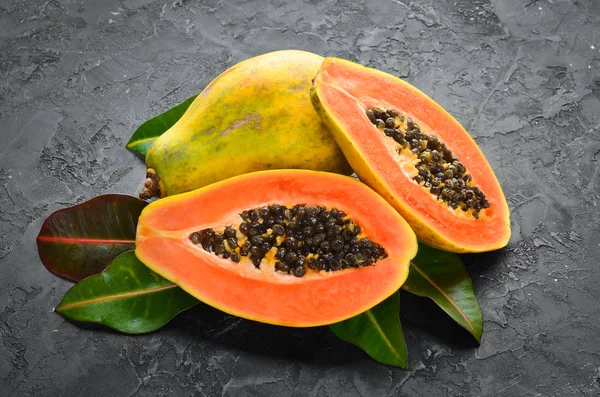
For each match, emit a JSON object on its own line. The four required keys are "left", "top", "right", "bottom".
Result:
{"left": 1, "top": 0, "right": 599, "bottom": 395}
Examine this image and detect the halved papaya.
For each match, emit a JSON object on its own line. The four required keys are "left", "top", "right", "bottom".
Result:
{"left": 311, "top": 58, "right": 510, "bottom": 253}
{"left": 135, "top": 170, "right": 417, "bottom": 327}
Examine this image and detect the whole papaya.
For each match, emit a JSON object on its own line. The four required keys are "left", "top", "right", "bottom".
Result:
{"left": 140, "top": 50, "right": 351, "bottom": 199}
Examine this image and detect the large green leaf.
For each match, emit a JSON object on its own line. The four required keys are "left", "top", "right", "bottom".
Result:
{"left": 403, "top": 244, "right": 483, "bottom": 342}
{"left": 37, "top": 194, "right": 148, "bottom": 282}
{"left": 56, "top": 251, "right": 199, "bottom": 334}
{"left": 126, "top": 95, "right": 197, "bottom": 156}
{"left": 329, "top": 292, "right": 407, "bottom": 368}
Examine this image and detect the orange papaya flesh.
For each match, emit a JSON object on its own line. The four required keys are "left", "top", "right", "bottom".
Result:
{"left": 311, "top": 57, "right": 510, "bottom": 253}
{"left": 135, "top": 170, "right": 417, "bottom": 327}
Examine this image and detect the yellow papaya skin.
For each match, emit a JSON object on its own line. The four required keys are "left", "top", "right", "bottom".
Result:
{"left": 142, "top": 50, "right": 352, "bottom": 198}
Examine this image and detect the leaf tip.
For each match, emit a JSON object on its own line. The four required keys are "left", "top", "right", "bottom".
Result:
{"left": 125, "top": 142, "right": 147, "bottom": 157}
{"left": 54, "top": 304, "right": 66, "bottom": 316}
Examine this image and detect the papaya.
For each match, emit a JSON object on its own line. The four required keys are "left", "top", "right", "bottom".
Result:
{"left": 140, "top": 50, "right": 351, "bottom": 199}
{"left": 135, "top": 170, "right": 417, "bottom": 327}
{"left": 310, "top": 57, "right": 510, "bottom": 253}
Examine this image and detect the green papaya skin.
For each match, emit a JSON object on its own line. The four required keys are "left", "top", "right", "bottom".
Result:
{"left": 140, "top": 50, "right": 352, "bottom": 198}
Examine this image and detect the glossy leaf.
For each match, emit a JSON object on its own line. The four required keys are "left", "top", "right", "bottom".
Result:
{"left": 126, "top": 95, "right": 197, "bottom": 156}
{"left": 56, "top": 251, "right": 199, "bottom": 334}
{"left": 329, "top": 292, "right": 407, "bottom": 368}
{"left": 37, "top": 194, "right": 147, "bottom": 282}
{"left": 403, "top": 244, "right": 483, "bottom": 342}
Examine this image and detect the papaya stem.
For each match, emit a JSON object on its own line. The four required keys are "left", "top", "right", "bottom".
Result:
{"left": 139, "top": 169, "right": 161, "bottom": 200}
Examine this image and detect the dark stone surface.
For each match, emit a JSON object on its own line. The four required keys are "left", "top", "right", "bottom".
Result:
{"left": 1, "top": 0, "right": 599, "bottom": 395}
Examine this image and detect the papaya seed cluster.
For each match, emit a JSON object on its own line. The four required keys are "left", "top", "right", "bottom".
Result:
{"left": 366, "top": 107, "right": 490, "bottom": 219}
{"left": 189, "top": 204, "right": 387, "bottom": 277}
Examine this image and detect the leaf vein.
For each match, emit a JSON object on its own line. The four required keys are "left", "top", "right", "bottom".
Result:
{"left": 126, "top": 137, "right": 157, "bottom": 147}
{"left": 57, "top": 284, "right": 177, "bottom": 311}
{"left": 37, "top": 236, "right": 135, "bottom": 244}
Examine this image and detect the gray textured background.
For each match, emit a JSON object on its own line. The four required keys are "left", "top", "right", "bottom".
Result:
{"left": 1, "top": 0, "right": 600, "bottom": 396}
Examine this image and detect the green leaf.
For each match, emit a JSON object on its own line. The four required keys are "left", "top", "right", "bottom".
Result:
{"left": 56, "top": 251, "right": 199, "bottom": 334}
{"left": 126, "top": 95, "right": 198, "bottom": 156}
{"left": 403, "top": 244, "right": 483, "bottom": 342}
{"left": 329, "top": 292, "right": 407, "bottom": 368}
{"left": 37, "top": 194, "right": 148, "bottom": 282}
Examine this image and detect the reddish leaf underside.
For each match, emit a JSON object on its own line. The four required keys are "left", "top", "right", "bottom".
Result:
{"left": 37, "top": 194, "right": 148, "bottom": 282}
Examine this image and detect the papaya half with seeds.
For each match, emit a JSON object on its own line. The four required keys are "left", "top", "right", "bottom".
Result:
{"left": 140, "top": 50, "right": 352, "bottom": 199}
{"left": 135, "top": 170, "right": 417, "bottom": 327}
{"left": 310, "top": 57, "right": 510, "bottom": 253}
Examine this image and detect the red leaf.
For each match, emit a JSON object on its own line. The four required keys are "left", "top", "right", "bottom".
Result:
{"left": 37, "top": 194, "right": 147, "bottom": 281}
